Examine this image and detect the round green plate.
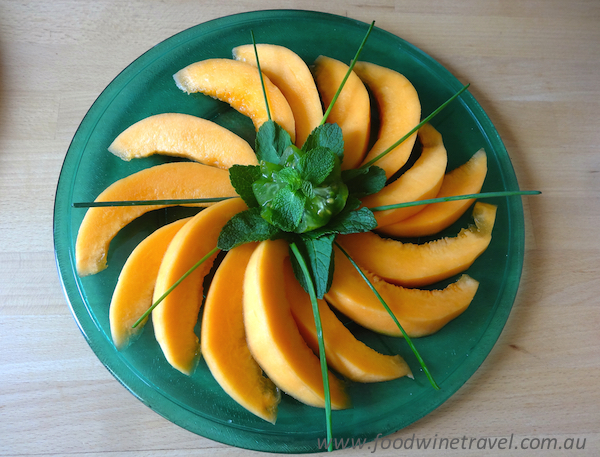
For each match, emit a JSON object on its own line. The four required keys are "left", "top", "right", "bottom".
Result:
{"left": 54, "top": 10, "right": 524, "bottom": 453}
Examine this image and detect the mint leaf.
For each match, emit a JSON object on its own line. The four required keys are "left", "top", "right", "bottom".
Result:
{"left": 300, "top": 147, "right": 336, "bottom": 186}
{"left": 289, "top": 233, "right": 335, "bottom": 299}
{"left": 278, "top": 167, "right": 303, "bottom": 191}
{"left": 229, "top": 165, "right": 261, "bottom": 208}
{"left": 342, "top": 165, "right": 386, "bottom": 197}
{"left": 302, "top": 123, "right": 344, "bottom": 160}
{"left": 255, "top": 120, "right": 293, "bottom": 163}
{"left": 262, "top": 187, "right": 305, "bottom": 232}
{"left": 218, "top": 207, "right": 282, "bottom": 251}
{"left": 308, "top": 204, "right": 377, "bottom": 238}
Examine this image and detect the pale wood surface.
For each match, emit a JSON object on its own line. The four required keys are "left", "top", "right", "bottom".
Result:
{"left": 1, "top": 1, "right": 599, "bottom": 456}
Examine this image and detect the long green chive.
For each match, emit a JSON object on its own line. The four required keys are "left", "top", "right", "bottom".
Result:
{"left": 335, "top": 241, "right": 440, "bottom": 390}
{"left": 252, "top": 30, "right": 271, "bottom": 122}
{"left": 360, "top": 84, "right": 471, "bottom": 169}
{"left": 131, "top": 246, "right": 219, "bottom": 328}
{"left": 72, "top": 197, "right": 232, "bottom": 208}
{"left": 368, "top": 190, "right": 541, "bottom": 212}
{"left": 289, "top": 242, "right": 333, "bottom": 452}
{"left": 320, "top": 20, "right": 375, "bottom": 126}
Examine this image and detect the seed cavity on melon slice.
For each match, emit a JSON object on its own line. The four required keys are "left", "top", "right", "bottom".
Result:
{"left": 75, "top": 162, "right": 237, "bottom": 277}
{"left": 233, "top": 44, "right": 323, "bottom": 147}
{"left": 243, "top": 239, "right": 350, "bottom": 410}
{"left": 325, "top": 247, "right": 480, "bottom": 337}
{"left": 337, "top": 202, "right": 497, "bottom": 288}
{"left": 152, "top": 198, "right": 247, "bottom": 376}
{"left": 173, "top": 58, "right": 296, "bottom": 143}
{"left": 108, "top": 112, "right": 257, "bottom": 168}
{"left": 202, "top": 242, "right": 280, "bottom": 424}
{"left": 109, "top": 217, "right": 191, "bottom": 351}
{"left": 284, "top": 259, "right": 412, "bottom": 383}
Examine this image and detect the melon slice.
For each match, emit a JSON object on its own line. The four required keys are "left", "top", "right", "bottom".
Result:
{"left": 354, "top": 61, "right": 421, "bottom": 178}
{"left": 233, "top": 44, "right": 323, "bottom": 147}
{"left": 173, "top": 58, "right": 296, "bottom": 142}
{"left": 337, "top": 202, "right": 497, "bottom": 288}
{"left": 75, "top": 162, "right": 237, "bottom": 277}
{"left": 362, "top": 123, "right": 448, "bottom": 227}
{"left": 109, "top": 217, "right": 191, "bottom": 351}
{"left": 325, "top": 248, "right": 479, "bottom": 337}
{"left": 108, "top": 113, "right": 257, "bottom": 168}
{"left": 378, "top": 149, "right": 488, "bottom": 238}
{"left": 152, "top": 198, "right": 247, "bottom": 376}
{"left": 243, "top": 239, "right": 350, "bottom": 410}
{"left": 313, "top": 55, "right": 371, "bottom": 169}
{"left": 283, "top": 260, "right": 412, "bottom": 383}
{"left": 202, "top": 242, "right": 280, "bottom": 423}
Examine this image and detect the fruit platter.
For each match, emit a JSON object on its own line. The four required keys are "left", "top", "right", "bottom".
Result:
{"left": 54, "top": 10, "right": 526, "bottom": 453}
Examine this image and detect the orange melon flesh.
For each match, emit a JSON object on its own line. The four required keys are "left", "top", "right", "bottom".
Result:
{"left": 378, "top": 149, "right": 488, "bottom": 238}
{"left": 325, "top": 248, "right": 480, "bottom": 337}
{"left": 152, "top": 198, "right": 248, "bottom": 376}
{"left": 283, "top": 260, "right": 412, "bottom": 383}
{"left": 108, "top": 113, "right": 257, "bottom": 168}
{"left": 233, "top": 44, "right": 323, "bottom": 147}
{"left": 354, "top": 61, "right": 421, "bottom": 179}
{"left": 243, "top": 239, "right": 350, "bottom": 410}
{"left": 173, "top": 58, "right": 296, "bottom": 143}
{"left": 75, "top": 162, "right": 237, "bottom": 277}
{"left": 337, "top": 202, "right": 497, "bottom": 288}
{"left": 109, "top": 217, "right": 191, "bottom": 351}
{"left": 313, "top": 55, "right": 371, "bottom": 170}
{"left": 202, "top": 242, "right": 280, "bottom": 424}
{"left": 361, "top": 123, "right": 448, "bottom": 227}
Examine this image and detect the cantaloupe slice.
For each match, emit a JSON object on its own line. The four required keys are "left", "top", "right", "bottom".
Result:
{"left": 108, "top": 113, "right": 257, "bottom": 168}
{"left": 152, "top": 198, "right": 247, "bottom": 376}
{"left": 378, "top": 149, "right": 488, "bottom": 238}
{"left": 109, "top": 217, "right": 191, "bottom": 351}
{"left": 233, "top": 44, "right": 323, "bottom": 147}
{"left": 313, "top": 55, "right": 370, "bottom": 170}
{"left": 243, "top": 239, "right": 350, "bottom": 410}
{"left": 337, "top": 202, "right": 497, "bottom": 288}
{"left": 354, "top": 61, "right": 421, "bottom": 179}
{"left": 325, "top": 247, "right": 479, "bottom": 337}
{"left": 202, "top": 242, "right": 280, "bottom": 423}
{"left": 361, "top": 123, "right": 448, "bottom": 227}
{"left": 173, "top": 58, "right": 296, "bottom": 142}
{"left": 75, "top": 162, "right": 237, "bottom": 277}
{"left": 283, "top": 260, "right": 412, "bottom": 383}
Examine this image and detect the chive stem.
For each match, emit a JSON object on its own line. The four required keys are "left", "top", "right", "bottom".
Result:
{"left": 131, "top": 246, "right": 219, "bottom": 328}
{"left": 289, "top": 242, "right": 333, "bottom": 451}
{"left": 335, "top": 241, "right": 440, "bottom": 390}
{"left": 72, "top": 197, "right": 233, "bottom": 208}
{"left": 368, "top": 190, "right": 541, "bottom": 212}
{"left": 252, "top": 30, "right": 271, "bottom": 122}
{"left": 360, "top": 84, "right": 470, "bottom": 169}
{"left": 320, "top": 20, "right": 375, "bottom": 126}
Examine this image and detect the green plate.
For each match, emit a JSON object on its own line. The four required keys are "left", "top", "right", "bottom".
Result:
{"left": 54, "top": 10, "right": 524, "bottom": 453}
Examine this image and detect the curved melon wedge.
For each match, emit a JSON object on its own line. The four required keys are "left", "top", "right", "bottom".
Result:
{"left": 354, "top": 61, "right": 421, "bottom": 179}
{"left": 283, "top": 260, "right": 412, "bottom": 383}
{"left": 243, "top": 239, "right": 350, "bottom": 410}
{"left": 313, "top": 55, "right": 370, "bottom": 169}
{"left": 362, "top": 123, "right": 448, "bottom": 227}
{"left": 325, "top": 248, "right": 479, "bottom": 337}
{"left": 152, "top": 198, "right": 247, "bottom": 376}
{"left": 233, "top": 44, "right": 323, "bottom": 147}
{"left": 174, "top": 58, "right": 295, "bottom": 142}
{"left": 202, "top": 242, "right": 280, "bottom": 424}
{"left": 109, "top": 217, "right": 191, "bottom": 351}
{"left": 337, "top": 202, "right": 497, "bottom": 288}
{"left": 108, "top": 113, "right": 257, "bottom": 168}
{"left": 75, "top": 162, "right": 237, "bottom": 277}
{"left": 379, "top": 149, "right": 488, "bottom": 238}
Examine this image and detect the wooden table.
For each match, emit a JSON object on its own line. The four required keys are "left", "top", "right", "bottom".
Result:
{"left": 1, "top": 1, "right": 598, "bottom": 455}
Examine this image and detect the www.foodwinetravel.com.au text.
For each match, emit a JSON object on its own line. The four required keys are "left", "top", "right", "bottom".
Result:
{"left": 317, "top": 433, "right": 587, "bottom": 452}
